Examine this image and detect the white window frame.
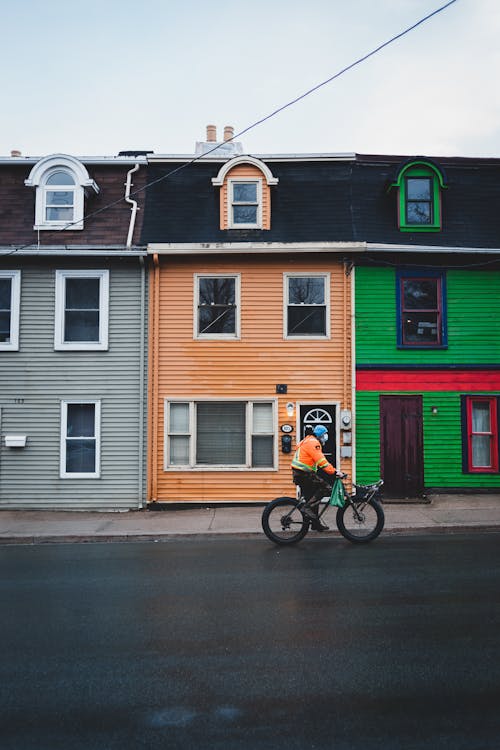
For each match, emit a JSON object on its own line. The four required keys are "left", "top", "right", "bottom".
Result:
{"left": 227, "top": 178, "right": 262, "bottom": 229}
{"left": 194, "top": 273, "right": 241, "bottom": 340}
{"left": 39, "top": 167, "right": 80, "bottom": 229}
{"left": 25, "top": 154, "right": 99, "bottom": 231}
{"left": 164, "top": 398, "right": 277, "bottom": 470}
{"left": 0, "top": 270, "right": 21, "bottom": 351}
{"left": 60, "top": 400, "right": 101, "bottom": 479}
{"left": 54, "top": 269, "right": 109, "bottom": 351}
{"left": 283, "top": 272, "right": 331, "bottom": 340}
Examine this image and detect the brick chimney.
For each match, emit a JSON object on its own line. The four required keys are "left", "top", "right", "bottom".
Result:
{"left": 195, "top": 124, "right": 243, "bottom": 156}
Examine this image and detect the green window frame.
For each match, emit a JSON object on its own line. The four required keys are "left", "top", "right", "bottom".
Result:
{"left": 390, "top": 161, "right": 446, "bottom": 232}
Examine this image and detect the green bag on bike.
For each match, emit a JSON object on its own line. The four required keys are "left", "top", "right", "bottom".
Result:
{"left": 329, "top": 478, "right": 346, "bottom": 508}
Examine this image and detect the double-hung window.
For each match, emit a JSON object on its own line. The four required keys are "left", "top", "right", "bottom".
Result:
{"left": 285, "top": 274, "right": 329, "bottom": 338}
{"left": 55, "top": 270, "right": 109, "bottom": 350}
{"left": 396, "top": 270, "right": 446, "bottom": 348}
{"left": 0, "top": 271, "right": 21, "bottom": 351}
{"left": 61, "top": 401, "right": 101, "bottom": 478}
{"left": 195, "top": 274, "right": 240, "bottom": 338}
{"left": 44, "top": 170, "right": 76, "bottom": 224}
{"left": 228, "top": 179, "right": 261, "bottom": 228}
{"left": 463, "top": 397, "right": 499, "bottom": 473}
{"left": 165, "top": 400, "right": 276, "bottom": 469}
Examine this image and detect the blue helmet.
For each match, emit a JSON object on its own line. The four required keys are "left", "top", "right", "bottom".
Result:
{"left": 312, "top": 425, "right": 328, "bottom": 439}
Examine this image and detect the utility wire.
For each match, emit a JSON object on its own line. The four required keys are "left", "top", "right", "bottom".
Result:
{"left": 3, "top": 0, "right": 458, "bottom": 257}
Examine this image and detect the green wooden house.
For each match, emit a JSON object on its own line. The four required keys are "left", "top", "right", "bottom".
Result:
{"left": 353, "top": 155, "right": 500, "bottom": 497}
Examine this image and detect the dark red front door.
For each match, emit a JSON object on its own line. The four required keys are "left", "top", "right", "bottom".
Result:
{"left": 380, "top": 395, "right": 424, "bottom": 498}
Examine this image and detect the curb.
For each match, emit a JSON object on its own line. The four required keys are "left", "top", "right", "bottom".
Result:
{"left": 1, "top": 525, "right": 500, "bottom": 545}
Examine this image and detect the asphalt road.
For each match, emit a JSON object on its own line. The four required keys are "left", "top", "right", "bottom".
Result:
{"left": 1, "top": 533, "right": 499, "bottom": 750}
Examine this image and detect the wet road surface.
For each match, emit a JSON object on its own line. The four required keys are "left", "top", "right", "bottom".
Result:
{"left": 1, "top": 533, "right": 499, "bottom": 749}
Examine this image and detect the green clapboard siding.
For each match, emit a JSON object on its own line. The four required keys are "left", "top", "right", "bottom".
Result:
{"left": 356, "top": 391, "right": 500, "bottom": 489}
{"left": 356, "top": 266, "right": 500, "bottom": 364}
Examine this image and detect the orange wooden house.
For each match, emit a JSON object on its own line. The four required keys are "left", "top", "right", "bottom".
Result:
{"left": 145, "top": 129, "right": 362, "bottom": 503}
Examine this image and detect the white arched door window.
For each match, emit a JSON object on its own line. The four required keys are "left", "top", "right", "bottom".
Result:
{"left": 302, "top": 408, "right": 333, "bottom": 429}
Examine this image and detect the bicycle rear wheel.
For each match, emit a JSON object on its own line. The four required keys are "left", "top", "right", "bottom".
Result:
{"left": 261, "top": 497, "right": 309, "bottom": 545}
{"left": 336, "top": 499, "right": 384, "bottom": 543}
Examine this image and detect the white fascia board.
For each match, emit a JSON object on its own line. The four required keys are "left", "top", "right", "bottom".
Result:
{"left": 367, "top": 243, "right": 500, "bottom": 254}
{"left": 0, "top": 246, "right": 147, "bottom": 256}
{"left": 147, "top": 152, "right": 356, "bottom": 163}
{"left": 0, "top": 156, "right": 148, "bottom": 165}
{"left": 148, "top": 241, "right": 366, "bottom": 255}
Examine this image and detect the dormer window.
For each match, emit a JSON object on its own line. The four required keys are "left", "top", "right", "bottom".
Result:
{"left": 44, "top": 170, "right": 76, "bottom": 223}
{"left": 229, "top": 179, "right": 261, "bottom": 228}
{"left": 390, "top": 160, "right": 446, "bottom": 232}
{"left": 212, "top": 156, "right": 278, "bottom": 231}
{"left": 25, "top": 154, "right": 99, "bottom": 231}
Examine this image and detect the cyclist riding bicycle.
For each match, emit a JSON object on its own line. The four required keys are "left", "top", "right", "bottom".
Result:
{"left": 291, "top": 425, "right": 344, "bottom": 532}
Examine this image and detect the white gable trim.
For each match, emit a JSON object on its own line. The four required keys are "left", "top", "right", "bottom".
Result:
{"left": 211, "top": 156, "right": 279, "bottom": 187}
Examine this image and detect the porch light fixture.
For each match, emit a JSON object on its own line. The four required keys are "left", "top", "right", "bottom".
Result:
{"left": 286, "top": 402, "right": 295, "bottom": 417}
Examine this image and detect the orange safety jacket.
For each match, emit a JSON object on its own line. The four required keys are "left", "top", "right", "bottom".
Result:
{"left": 291, "top": 435, "right": 335, "bottom": 475}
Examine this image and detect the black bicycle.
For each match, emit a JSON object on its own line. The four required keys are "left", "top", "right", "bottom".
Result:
{"left": 261, "top": 476, "right": 384, "bottom": 545}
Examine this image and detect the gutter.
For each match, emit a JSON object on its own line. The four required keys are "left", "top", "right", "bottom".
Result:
{"left": 367, "top": 243, "right": 500, "bottom": 255}
{"left": 148, "top": 241, "right": 366, "bottom": 255}
{"left": 0, "top": 246, "right": 147, "bottom": 257}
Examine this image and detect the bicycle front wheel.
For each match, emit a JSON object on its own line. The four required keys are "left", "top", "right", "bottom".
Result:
{"left": 336, "top": 499, "right": 384, "bottom": 543}
{"left": 261, "top": 496, "right": 309, "bottom": 545}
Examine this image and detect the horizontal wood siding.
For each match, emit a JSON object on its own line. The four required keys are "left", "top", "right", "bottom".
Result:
{"left": 152, "top": 255, "right": 352, "bottom": 502}
{"left": 354, "top": 393, "right": 381, "bottom": 485}
{"left": 0, "top": 257, "right": 147, "bottom": 509}
{"left": 356, "top": 266, "right": 500, "bottom": 365}
{"left": 356, "top": 391, "right": 500, "bottom": 489}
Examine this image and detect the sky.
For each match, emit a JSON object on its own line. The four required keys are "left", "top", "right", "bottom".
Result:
{"left": 1, "top": 0, "right": 499, "bottom": 159}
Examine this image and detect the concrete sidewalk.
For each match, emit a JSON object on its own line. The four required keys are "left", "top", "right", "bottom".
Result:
{"left": 0, "top": 493, "right": 500, "bottom": 544}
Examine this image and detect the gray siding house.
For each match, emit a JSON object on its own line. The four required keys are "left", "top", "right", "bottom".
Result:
{"left": 0, "top": 152, "right": 148, "bottom": 509}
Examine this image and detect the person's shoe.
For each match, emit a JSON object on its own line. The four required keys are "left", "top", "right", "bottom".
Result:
{"left": 301, "top": 505, "right": 329, "bottom": 531}
{"left": 311, "top": 519, "right": 329, "bottom": 532}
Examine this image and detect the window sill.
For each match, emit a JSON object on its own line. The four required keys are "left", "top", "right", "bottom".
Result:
{"left": 464, "top": 469, "right": 499, "bottom": 475}
{"left": 60, "top": 473, "right": 101, "bottom": 479}
{"left": 399, "top": 226, "right": 441, "bottom": 233}
{"left": 195, "top": 335, "right": 240, "bottom": 341}
{"left": 34, "top": 223, "right": 83, "bottom": 231}
{"left": 164, "top": 466, "right": 278, "bottom": 472}
{"left": 397, "top": 344, "right": 448, "bottom": 350}
{"left": 55, "top": 343, "right": 108, "bottom": 351}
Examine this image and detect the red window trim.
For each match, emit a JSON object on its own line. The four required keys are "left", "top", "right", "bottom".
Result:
{"left": 400, "top": 275, "right": 442, "bottom": 347}
{"left": 466, "top": 396, "right": 499, "bottom": 473}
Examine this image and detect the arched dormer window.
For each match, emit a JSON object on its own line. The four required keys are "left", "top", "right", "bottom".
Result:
{"left": 212, "top": 156, "right": 278, "bottom": 230}
{"left": 390, "top": 160, "right": 446, "bottom": 232}
{"left": 25, "top": 154, "right": 99, "bottom": 230}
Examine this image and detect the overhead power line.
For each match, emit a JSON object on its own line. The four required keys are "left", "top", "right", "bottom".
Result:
{"left": 4, "top": 0, "right": 458, "bottom": 257}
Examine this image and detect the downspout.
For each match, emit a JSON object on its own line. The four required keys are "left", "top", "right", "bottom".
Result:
{"left": 148, "top": 252, "right": 160, "bottom": 502}
{"left": 125, "top": 163, "right": 140, "bottom": 248}
{"left": 138, "top": 255, "right": 146, "bottom": 507}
